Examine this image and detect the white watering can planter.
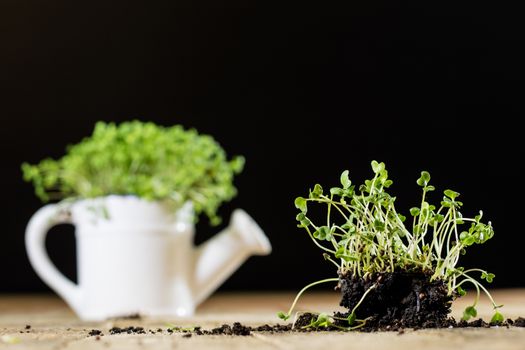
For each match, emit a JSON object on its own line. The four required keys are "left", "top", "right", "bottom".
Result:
{"left": 25, "top": 196, "right": 272, "bottom": 321}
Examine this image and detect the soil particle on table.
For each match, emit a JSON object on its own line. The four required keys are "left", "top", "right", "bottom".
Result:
{"left": 293, "top": 313, "right": 324, "bottom": 330}
{"left": 200, "top": 322, "right": 252, "bottom": 336}
{"left": 457, "top": 319, "right": 488, "bottom": 328}
{"left": 253, "top": 324, "right": 292, "bottom": 333}
{"left": 232, "top": 322, "right": 252, "bottom": 336}
{"left": 88, "top": 329, "right": 103, "bottom": 337}
{"left": 24, "top": 325, "right": 31, "bottom": 330}
{"left": 85, "top": 315, "right": 525, "bottom": 338}
{"left": 514, "top": 317, "right": 525, "bottom": 327}
{"left": 109, "top": 326, "right": 146, "bottom": 335}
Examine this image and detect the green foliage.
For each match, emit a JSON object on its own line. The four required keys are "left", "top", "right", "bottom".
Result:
{"left": 287, "top": 160, "right": 502, "bottom": 325}
{"left": 277, "top": 311, "right": 290, "bottom": 321}
{"left": 307, "top": 313, "right": 331, "bottom": 328}
{"left": 462, "top": 306, "right": 477, "bottom": 321}
{"left": 491, "top": 311, "right": 504, "bottom": 324}
{"left": 22, "top": 121, "right": 244, "bottom": 224}
{"left": 347, "top": 312, "right": 356, "bottom": 326}
{"left": 290, "top": 311, "right": 368, "bottom": 331}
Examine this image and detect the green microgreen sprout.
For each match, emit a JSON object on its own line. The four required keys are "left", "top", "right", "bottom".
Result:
{"left": 278, "top": 161, "right": 502, "bottom": 328}
{"left": 21, "top": 120, "right": 244, "bottom": 225}
{"left": 289, "top": 311, "right": 370, "bottom": 331}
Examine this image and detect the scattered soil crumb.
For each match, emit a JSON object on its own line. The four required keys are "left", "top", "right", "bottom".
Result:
{"left": 514, "top": 317, "right": 525, "bottom": 327}
{"left": 109, "top": 326, "right": 146, "bottom": 335}
{"left": 25, "top": 325, "right": 31, "bottom": 330}
{"left": 88, "top": 329, "right": 103, "bottom": 337}
{"left": 85, "top": 315, "right": 525, "bottom": 338}
{"left": 232, "top": 322, "right": 251, "bottom": 336}
{"left": 457, "top": 319, "right": 488, "bottom": 328}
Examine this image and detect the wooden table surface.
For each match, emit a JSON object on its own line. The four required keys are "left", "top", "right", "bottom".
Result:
{"left": 1, "top": 290, "right": 524, "bottom": 350}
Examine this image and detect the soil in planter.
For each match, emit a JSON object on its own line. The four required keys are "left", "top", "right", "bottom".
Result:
{"left": 335, "top": 271, "right": 454, "bottom": 330}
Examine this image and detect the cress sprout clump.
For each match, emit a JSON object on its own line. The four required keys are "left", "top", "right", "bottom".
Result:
{"left": 279, "top": 161, "right": 502, "bottom": 329}
{"left": 22, "top": 120, "right": 244, "bottom": 225}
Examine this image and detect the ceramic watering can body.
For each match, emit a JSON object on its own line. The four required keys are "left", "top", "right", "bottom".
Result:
{"left": 25, "top": 196, "right": 271, "bottom": 321}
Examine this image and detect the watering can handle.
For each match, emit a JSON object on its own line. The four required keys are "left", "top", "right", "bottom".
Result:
{"left": 25, "top": 204, "right": 81, "bottom": 310}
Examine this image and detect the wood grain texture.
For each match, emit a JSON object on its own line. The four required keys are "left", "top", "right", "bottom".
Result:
{"left": 1, "top": 290, "right": 524, "bottom": 350}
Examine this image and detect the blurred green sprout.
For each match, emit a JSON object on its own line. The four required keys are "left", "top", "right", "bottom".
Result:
{"left": 22, "top": 120, "right": 244, "bottom": 225}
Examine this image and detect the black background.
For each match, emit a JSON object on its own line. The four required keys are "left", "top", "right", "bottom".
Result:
{"left": 1, "top": 1, "right": 524, "bottom": 293}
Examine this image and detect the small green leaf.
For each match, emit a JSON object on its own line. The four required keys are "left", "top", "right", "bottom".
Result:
{"left": 295, "top": 213, "right": 311, "bottom": 227}
{"left": 444, "top": 189, "right": 460, "bottom": 200}
{"left": 313, "top": 226, "right": 332, "bottom": 241}
{"left": 310, "top": 313, "right": 330, "bottom": 328}
{"left": 371, "top": 160, "right": 379, "bottom": 173}
{"left": 481, "top": 272, "right": 495, "bottom": 283}
{"left": 294, "top": 197, "right": 307, "bottom": 212}
{"left": 410, "top": 207, "right": 420, "bottom": 217}
{"left": 330, "top": 187, "right": 344, "bottom": 196}
{"left": 457, "top": 286, "right": 467, "bottom": 297}
{"left": 311, "top": 184, "right": 323, "bottom": 198}
{"left": 417, "top": 171, "right": 431, "bottom": 186}
{"left": 340, "top": 170, "right": 351, "bottom": 189}
{"left": 371, "top": 160, "right": 385, "bottom": 174}
{"left": 277, "top": 311, "right": 290, "bottom": 320}
{"left": 462, "top": 306, "right": 477, "bottom": 321}
{"left": 491, "top": 311, "right": 504, "bottom": 325}
{"left": 373, "top": 219, "right": 385, "bottom": 231}
{"left": 347, "top": 312, "right": 356, "bottom": 326}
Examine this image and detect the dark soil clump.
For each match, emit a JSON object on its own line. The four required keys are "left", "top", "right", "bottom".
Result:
{"left": 232, "top": 322, "right": 252, "bottom": 336}
{"left": 514, "top": 317, "right": 525, "bottom": 327}
{"left": 109, "top": 326, "right": 146, "bottom": 335}
{"left": 457, "top": 319, "right": 488, "bottom": 328}
{"left": 337, "top": 271, "right": 454, "bottom": 330}
{"left": 294, "top": 313, "right": 315, "bottom": 329}
{"left": 198, "top": 322, "right": 252, "bottom": 336}
{"left": 88, "top": 329, "right": 103, "bottom": 337}
{"left": 253, "top": 324, "right": 292, "bottom": 333}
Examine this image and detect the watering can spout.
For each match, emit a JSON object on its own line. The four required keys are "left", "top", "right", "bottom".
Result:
{"left": 191, "top": 209, "right": 272, "bottom": 305}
